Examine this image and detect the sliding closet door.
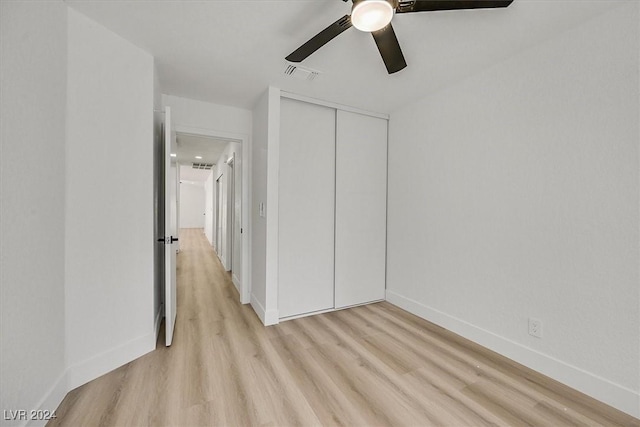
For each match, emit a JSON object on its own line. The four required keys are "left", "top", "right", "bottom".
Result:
{"left": 335, "top": 110, "right": 387, "bottom": 308}
{"left": 279, "top": 98, "right": 335, "bottom": 318}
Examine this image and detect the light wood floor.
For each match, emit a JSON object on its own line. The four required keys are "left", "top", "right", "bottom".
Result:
{"left": 49, "top": 229, "right": 639, "bottom": 427}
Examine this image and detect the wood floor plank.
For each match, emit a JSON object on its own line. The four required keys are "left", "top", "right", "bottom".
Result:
{"left": 310, "top": 341, "right": 432, "bottom": 426}
{"left": 317, "top": 312, "right": 494, "bottom": 426}
{"left": 48, "top": 229, "right": 640, "bottom": 427}
{"left": 401, "top": 369, "right": 506, "bottom": 427}
{"left": 269, "top": 334, "right": 370, "bottom": 426}
{"left": 532, "top": 400, "right": 601, "bottom": 427}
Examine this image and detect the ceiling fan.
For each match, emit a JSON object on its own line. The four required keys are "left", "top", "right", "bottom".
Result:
{"left": 286, "top": 0, "right": 514, "bottom": 74}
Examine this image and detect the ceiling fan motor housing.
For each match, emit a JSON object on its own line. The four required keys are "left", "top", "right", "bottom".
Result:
{"left": 351, "top": 0, "right": 398, "bottom": 32}
{"left": 351, "top": 0, "right": 399, "bottom": 6}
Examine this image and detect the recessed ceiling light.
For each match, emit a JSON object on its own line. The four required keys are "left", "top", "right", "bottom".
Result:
{"left": 170, "top": 153, "right": 177, "bottom": 157}
{"left": 195, "top": 156, "right": 202, "bottom": 160}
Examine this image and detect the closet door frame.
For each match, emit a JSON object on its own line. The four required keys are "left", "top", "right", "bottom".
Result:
{"left": 280, "top": 92, "right": 389, "bottom": 121}
{"left": 274, "top": 91, "right": 390, "bottom": 321}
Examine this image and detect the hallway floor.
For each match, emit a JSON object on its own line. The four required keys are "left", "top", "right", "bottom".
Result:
{"left": 49, "top": 229, "right": 638, "bottom": 426}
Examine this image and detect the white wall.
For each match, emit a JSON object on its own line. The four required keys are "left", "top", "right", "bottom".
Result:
{"left": 0, "top": 2, "right": 68, "bottom": 424}
{"left": 179, "top": 181, "right": 205, "bottom": 228}
{"left": 250, "top": 87, "right": 281, "bottom": 325}
{"left": 387, "top": 3, "right": 639, "bottom": 417}
{"left": 162, "top": 94, "right": 251, "bottom": 135}
{"left": 65, "top": 8, "right": 155, "bottom": 390}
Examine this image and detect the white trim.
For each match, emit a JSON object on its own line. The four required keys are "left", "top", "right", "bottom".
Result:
{"left": 264, "top": 86, "right": 281, "bottom": 320}
{"left": 278, "top": 300, "right": 384, "bottom": 323}
{"left": 385, "top": 289, "right": 640, "bottom": 419}
{"left": 66, "top": 332, "right": 155, "bottom": 391}
{"left": 279, "top": 308, "right": 336, "bottom": 322}
{"left": 242, "top": 127, "right": 251, "bottom": 305}
{"left": 250, "top": 293, "right": 279, "bottom": 326}
{"left": 264, "top": 309, "right": 279, "bottom": 326}
{"left": 232, "top": 273, "right": 242, "bottom": 300}
{"left": 250, "top": 293, "right": 266, "bottom": 323}
{"left": 217, "top": 251, "right": 228, "bottom": 271}
{"left": 227, "top": 152, "right": 237, "bottom": 283}
{"left": 335, "top": 299, "right": 384, "bottom": 311}
{"left": 22, "top": 370, "right": 68, "bottom": 427}
{"left": 174, "top": 125, "right": 246, "bottom": 143}
{"left": 281, "top": 91, "right": 390, "bottom": 120}
{"left": 154, "top": 303, "right": 164, "bottom": 342}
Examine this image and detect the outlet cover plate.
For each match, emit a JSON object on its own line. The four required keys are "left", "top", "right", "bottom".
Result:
{"left": 529, "top": 317, "right": 543, "bottom": 338}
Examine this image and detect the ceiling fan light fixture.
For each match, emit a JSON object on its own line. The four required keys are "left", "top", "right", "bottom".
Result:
{"left": 351, "top": 0, "right": 394, "bottom": 32}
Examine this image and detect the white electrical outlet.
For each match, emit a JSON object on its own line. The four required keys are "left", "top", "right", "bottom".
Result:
{"left": 529, "top": 318, "right": 543, "bottom": 338}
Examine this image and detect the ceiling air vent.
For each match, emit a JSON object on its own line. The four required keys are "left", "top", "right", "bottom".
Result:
{"left": 192, "top": 163, "right": 214, "bottom": 170}
{"left": 284, "top": 64, "right": 320, "bottom": 81}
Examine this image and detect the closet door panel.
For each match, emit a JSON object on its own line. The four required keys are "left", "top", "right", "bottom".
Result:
{"left": 335, "top": 110, "right": 387, "bottom": 308}
{"left": 278, "top": 98, "right": 336, "bottom": 318}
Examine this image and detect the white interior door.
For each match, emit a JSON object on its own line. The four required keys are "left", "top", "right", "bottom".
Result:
{"left": 164, "top": 106, "right": 177, "bottom": 346}
{"left": 335, "top": 110, "right": 387, "bottom": 308}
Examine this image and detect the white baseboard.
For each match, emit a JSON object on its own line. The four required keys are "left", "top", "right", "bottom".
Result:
{"left": 66, "top": 332, "right": 156, "bottom": 391}
{"left": 232, "top": 274, "right": 241, "bottom": 296}
{"left": 385, "top": 289, "right": 640, "bottom": 418}
{"left": 264, "top": 308, "right": 279, "bottom": 326}
{"left": 250, "top": 293, "right": 266, "bottom": 323}
{"left": 232, "top": 274, "right": 250, "bottom": 304}
{"left": 250, "top": 293, "right": 279, "bottom": 326}
{"left": 240, "top": 291, "right": 250, "bottom": 305}
{"left": 22, "top": 370, "right": 68, "bottom": 427}
{"left": 219, "top": 254, "right": 228, "bottom": 271}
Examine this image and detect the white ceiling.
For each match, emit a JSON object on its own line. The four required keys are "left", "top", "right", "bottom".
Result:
{"left": 176, "top": 133, "right": 229, "bottom": 165}
{"left": 176, "top": 133, "right": 231, "bottom": 182}
{"left": 66, "top": 0, "right": 619, "bottom": 114}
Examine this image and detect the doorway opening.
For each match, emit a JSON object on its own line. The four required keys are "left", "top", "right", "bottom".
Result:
{"left": 155, "top": 110, "right": 251, "bottom": 349}
{"left": 173, "top": 130, "right": 248, "bottom": 303}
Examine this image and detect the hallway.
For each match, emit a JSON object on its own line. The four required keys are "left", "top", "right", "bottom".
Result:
{"left": 49, "top": 230, "right": 637, "bottom": 426}
{"left": 50, "top": 228, "right": 270, "bottom": 425}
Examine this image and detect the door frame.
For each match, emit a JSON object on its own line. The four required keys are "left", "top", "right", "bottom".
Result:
{"left": 164, "top": 106, "right": 178, "bottom": 347}
{"left": 226, "top": 154, "right": 235, "bottom": 277}
{"left": 215, "top": 173, "right": 224, "bottom": 259}
{"left": 174, "top": 125, "right": 251, "bottom": 305}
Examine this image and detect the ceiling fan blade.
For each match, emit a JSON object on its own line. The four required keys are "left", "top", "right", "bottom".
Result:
{"left": 396, "top": 0, "right": 513, "bottom": 14}
{"left": 372, "top": 23, "right": 407, "bottom": 74}
{"left": 286, "top": 15, "right": 352, "bottom": 63}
